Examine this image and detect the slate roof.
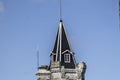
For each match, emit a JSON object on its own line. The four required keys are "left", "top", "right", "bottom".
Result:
{"left": 52, "top": 20, "right": 72, "bottom": 54}
{"left": 50, "top": 20, "right": 76, "bottom": 69}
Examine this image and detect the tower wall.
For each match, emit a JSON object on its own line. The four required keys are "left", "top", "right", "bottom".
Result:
{"left": 36, "top": 62, "right": 86, "bottom": 80}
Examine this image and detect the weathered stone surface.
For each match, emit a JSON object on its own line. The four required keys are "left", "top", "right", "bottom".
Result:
{"left": 36, "top": 62, "right": 86, "bottom": 80}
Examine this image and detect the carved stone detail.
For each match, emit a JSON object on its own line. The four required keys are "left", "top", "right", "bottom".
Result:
{"left": 36, "top": 62, "right": 86, "bottom": 80}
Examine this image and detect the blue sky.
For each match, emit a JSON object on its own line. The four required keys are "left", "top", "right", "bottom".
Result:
{"left": 0, "top": 0, "right": 120, "bottom": 80}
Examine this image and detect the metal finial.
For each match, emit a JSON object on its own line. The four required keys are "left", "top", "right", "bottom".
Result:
{"left": 60, "top": 0, "right": 62, "bottom": 20}
{"left": 37, "top": 50, "right": 39, "bottom": 70}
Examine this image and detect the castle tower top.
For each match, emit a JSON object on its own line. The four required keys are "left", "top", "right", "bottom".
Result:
{"left": 50, "top": 20, "right": 76, "bottom": 69}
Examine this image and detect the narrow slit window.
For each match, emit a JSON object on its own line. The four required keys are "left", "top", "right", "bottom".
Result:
{"left": 53, "top": 55, "right": 56, "bottom": 61}
{"left": 64, "top": 54, "right": 70, "bottom": 63}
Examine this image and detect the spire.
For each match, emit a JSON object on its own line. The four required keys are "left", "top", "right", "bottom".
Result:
{"left": 50, "top": 0, "right": 76, "bottom": 69}
{"left": 51, "top": 20, "right": 76, "bottom": 69}
{"left": 52, "top": 20, "right": 72, "bottom": 61}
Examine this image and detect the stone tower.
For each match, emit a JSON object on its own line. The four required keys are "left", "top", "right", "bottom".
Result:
{"left": 35, "top": 20, "right": 86, "bottom": 80}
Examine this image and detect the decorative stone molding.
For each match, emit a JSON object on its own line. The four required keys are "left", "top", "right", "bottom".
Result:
{"left": 77, "top": 62, "right": 86, "bottom": 80}
{"left": 51, "top": 61, "right": 60, "bottom": 68}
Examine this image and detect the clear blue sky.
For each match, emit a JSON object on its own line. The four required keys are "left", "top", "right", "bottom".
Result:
{"left": 0, "top": 0, "right": 120, "bottom": 80}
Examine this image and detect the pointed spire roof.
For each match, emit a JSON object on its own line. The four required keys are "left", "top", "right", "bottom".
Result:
{"left": 50, "top": 20, "right": 76, "bottom": 69}
{"left": 52, "top": 20, "right": 72, "bottom": 55}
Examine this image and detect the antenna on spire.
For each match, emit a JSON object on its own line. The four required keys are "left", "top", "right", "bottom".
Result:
{"left": 37, "top": 50, "right": 39, "bottom": 70}
{"left": 60, "top": 0, "right": 62, "bottom": 20}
